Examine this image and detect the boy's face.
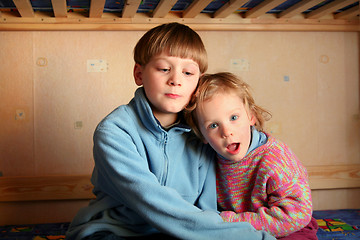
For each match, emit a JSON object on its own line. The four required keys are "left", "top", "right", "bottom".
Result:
{"left": 134, "top": 53, "right": 201, "bottom": 127}
{"left": 196, "top": 91, "right": 255, "bottom": 162}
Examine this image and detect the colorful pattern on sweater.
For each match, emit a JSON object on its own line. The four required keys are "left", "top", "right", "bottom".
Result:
{"left": 216, "top": 133, "right": 313, "bottom": 238}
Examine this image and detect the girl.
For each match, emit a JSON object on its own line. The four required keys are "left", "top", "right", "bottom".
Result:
{"left": 185, "top": 72, "right": 318, "bottom": 239}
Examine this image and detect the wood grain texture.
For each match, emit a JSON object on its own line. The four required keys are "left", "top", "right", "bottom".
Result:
{"left": 1, "top": 165, "right": 359, "bottom": 202}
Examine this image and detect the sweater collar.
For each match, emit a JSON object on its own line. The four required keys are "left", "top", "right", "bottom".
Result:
{"left": 134, "top": 87, "right": 191, "bottom": 134}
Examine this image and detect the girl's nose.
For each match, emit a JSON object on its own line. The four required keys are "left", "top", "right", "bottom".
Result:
{"left": 221, "top": 126, "right": 232, "bottom": 138}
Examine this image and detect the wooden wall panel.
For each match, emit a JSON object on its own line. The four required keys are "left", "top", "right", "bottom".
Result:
{"left": 0, "top": 32, "right": 35, "bottom": 176}
{"left": 0, "top": 30, "right": 359, "bottom": 225}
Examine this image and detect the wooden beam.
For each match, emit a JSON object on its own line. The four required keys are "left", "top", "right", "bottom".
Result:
{"left": 183, "top": 0, "right": 213, "bottom": 18}
{"left": 245, "top": 0, "right": 286, "bottom": 18}
{"left": 278, "top": 0, "right": 323, "bottom": 18}
{"left": 152, "top": 0, "right": 177, "bottom": 18}
{"left": 12, "top": 0, "right": 34, "bottom": 18}
{"left": 122, "top": 0, "right": 142, "bottom": 18}
{"left": 307, "top": 164, "right": 360, "bottom": 190}
{"left": 214, "top": 0, "right": 247, "bottom": 18}
{"left": 0, "top": 165, "right": 359, "bottom": 202}
{"left": 335, "top": 5, "right": 359, "bottom": 19}
{"left": 90, "top": 0, "right": 106, "bottom": 18}
{"left": 0, "top": 175, "right": 94, "bottom": 202}
{"left": 51, "top": 0, "right": 67, "bottom": 18}
{"left": 306, "top": 0, "right": 357, "bottom": 19}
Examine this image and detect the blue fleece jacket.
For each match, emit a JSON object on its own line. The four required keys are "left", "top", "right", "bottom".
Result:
{"left": 66, "top": 87, "right": 275, "bottom": 240}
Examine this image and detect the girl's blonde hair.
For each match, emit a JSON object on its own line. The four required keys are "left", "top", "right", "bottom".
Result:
{"left": 185, "top": 72, "right": 271, "bottom": 140}
{"left": 133, "top": 22, "right": 208, "bottom": 74}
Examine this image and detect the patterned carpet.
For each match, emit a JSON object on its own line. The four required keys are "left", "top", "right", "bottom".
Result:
{"left": 313, "top": 209, "right": 360, "bottom": 240}
{"left": 0, "top": 209, "right": 359, "bottom": 239}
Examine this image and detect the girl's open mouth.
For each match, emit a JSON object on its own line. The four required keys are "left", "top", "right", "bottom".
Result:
{"left": 226, "top": 143, "right": 240, "bottom": 155}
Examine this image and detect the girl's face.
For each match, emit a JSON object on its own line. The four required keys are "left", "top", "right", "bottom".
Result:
{"left": 134, "top": 53, "right": 201, "bottom": 127}
{"left": 196, "top": 91, "right": 256, "bottom": 162}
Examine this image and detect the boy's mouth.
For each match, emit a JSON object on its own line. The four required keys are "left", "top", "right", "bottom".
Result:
{"left": 165, "top": 93, "right": 181, "bottom": 99}
{"left": 226, "top": 143, "right": 240, "bottom": 155}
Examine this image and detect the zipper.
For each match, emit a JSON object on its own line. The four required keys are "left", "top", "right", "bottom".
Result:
{"left": 162, "top": 134, "right": 169, "bottom": 185}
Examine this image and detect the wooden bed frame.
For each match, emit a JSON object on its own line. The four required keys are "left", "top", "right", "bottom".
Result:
{"left": 1, "top": 164, "right": 359, "bottom": 202}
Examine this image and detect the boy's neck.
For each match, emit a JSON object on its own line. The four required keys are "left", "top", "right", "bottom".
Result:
{"left": 154, "top": 112, "right": 179, "bottom": 129}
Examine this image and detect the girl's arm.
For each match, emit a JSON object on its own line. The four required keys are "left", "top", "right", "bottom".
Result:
{"left": 220, "top": 177, "right": 312, "bottom": 238}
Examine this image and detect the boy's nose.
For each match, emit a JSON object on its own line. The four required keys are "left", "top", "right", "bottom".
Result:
{"left": 168, "top": 73, "right": 182, "bottom": 86}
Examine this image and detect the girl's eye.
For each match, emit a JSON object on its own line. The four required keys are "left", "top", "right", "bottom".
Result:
{"left": 208, "top": 123, "right": 218, "bottom": 129}
{"left": 230, "top": 115, "right": 239, "bottom": 121}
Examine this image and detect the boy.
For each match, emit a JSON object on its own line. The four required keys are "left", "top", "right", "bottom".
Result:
{"left": 66, "top": 23, "right": 274, "bottom": 240}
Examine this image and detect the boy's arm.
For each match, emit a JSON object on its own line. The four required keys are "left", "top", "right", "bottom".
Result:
{"left": 220, "top": 178, "right": 312, "bottom": 238}
{"left": 93, "top": 127, "right": 275, "bottom": 240}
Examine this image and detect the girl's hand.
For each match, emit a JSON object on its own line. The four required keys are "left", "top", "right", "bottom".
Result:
{"left": 220, "top": 211, "right": 236, "bottom": 222}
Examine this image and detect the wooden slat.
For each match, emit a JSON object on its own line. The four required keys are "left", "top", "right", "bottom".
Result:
{"left": 89, "top": 0, "right": 106, "bottom": 18}
{"left": 152, "top": 0, "right": 177, "bottom": 18}
{"left": 12, "top": 0, "right": 34, "bottom": 18}
{"left": 214, "top": 0, "right": 247, "bottom": 18}
{"left": 0, "top": 175, "right": 94, "bottom": 202}
{"left": 335, "top": 5, "right": 359, "bottom": 19}
{"left": 307, "top": 164, "right": 360, "bottom": 190}
{"left": 183, "top": 0, "right": 213, "bottom": 18}
{"left": 51, "top": 0, "right": 67, "bottom": 18}
{"left": 278, "top": 0, "right": 323, "bottom": 18}
{"left": 0, "top": 21, "right": 359, "bottom": 32}
{"left": 306, "top": 0, "right": 357, "bottom": 19}
{"left": 245, "top": 0, "right": 286, "bottom": 18}
{"left": 122, "top": 0, "right": 142, "bottom": 18}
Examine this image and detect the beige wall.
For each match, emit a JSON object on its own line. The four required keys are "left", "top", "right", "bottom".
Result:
{"left": 0, "top": 31, "right": 359, "bottom": 223}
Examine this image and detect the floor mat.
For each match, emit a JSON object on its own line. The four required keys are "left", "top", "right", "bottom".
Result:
{"left": 0, "top": 222, "right": 68, "bottom": 240}
{"left": 313, "top": 209, "right": 360, "bottom": 240}
{"left": 0, "top": 209, "right": 359, "bottom": 239}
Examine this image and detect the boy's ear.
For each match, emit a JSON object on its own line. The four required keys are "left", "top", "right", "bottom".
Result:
{"left": 134, "top": 63, "right": 143, "bottom": 86}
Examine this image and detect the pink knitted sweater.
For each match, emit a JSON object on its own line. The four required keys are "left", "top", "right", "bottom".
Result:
{"left": 217, "top": 134, "right": 312, "bottom": 238}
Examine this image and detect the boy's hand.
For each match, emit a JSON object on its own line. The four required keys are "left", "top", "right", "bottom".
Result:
{"left": 220, "top": 211, "right": 236, "bottom": 222}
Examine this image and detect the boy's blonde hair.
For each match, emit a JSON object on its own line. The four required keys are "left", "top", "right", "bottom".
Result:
{"left": 133, "top": 22, "right": 208, "bottom": 74}
{"left": 185, "top": 72, "right": 272, "bottom": 140}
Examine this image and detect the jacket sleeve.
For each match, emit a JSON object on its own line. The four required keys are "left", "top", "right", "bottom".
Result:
{"left": 92, "top": 126, "right": 276, "bottom": 240}
{"left": 220, "top": 173, "right": 312, "bottom": 238}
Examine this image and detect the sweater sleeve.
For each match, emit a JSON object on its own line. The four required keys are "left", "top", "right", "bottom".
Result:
{"left": 90, "top": 126, "right": 276, "bottom": 240}
{"left": 220, "top": 176, "right": 312, "bottom": 238}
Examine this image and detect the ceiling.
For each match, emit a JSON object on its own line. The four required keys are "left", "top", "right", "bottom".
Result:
{"left": 0, "top": 0, "right": 359, "bottom": 31}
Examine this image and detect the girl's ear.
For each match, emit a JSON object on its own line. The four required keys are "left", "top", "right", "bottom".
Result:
{"left": 134, "top": 63, "right": 143, "bottom": 86}
{"left": 248, "top": 111, "right": 256, "bottom": 126}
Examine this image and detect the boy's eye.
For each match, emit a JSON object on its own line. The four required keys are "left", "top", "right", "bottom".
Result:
{"left": 230, "top": 115, "right": 239, "bottom": 121}
{"left": 208, "top": 123, "right": 218, "bottom": 129}
{"left": 158, "top": 68, "right": 169, "bottom": 72}
{"left": 184, "top": 71, "right": 193, "bottom": 76}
